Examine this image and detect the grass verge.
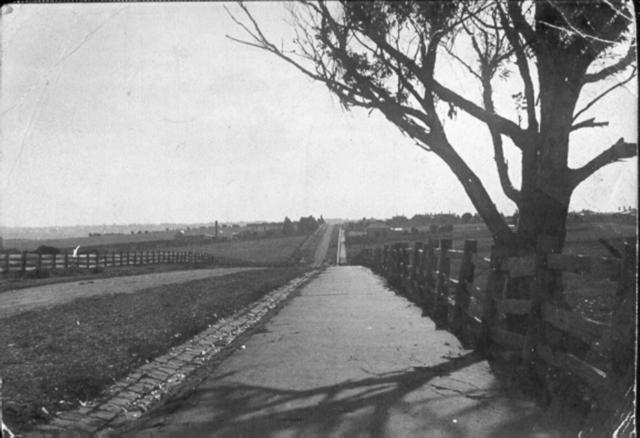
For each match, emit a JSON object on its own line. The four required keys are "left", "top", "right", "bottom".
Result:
{"left": 0, "top": 266, "right": 309, "bottom": 432}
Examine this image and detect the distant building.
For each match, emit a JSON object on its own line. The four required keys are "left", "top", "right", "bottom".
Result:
{"left": 366, "top": 222, "right": 391, "bottom": 240}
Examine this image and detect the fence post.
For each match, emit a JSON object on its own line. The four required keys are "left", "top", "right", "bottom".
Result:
{"left": 3, "top": 253, "right": 9, "bottom": 275}
{"left": 433, "top": 239, "right": 451, "bottom": 325}
{"left": 522, "top": 251, "right": 551, "bottom": 364}
{"left": 64, "top": 251, "right": 69, "bottom": 269}
{"left": 36, "top": 252, "right": 42, "bottom": 273}
{"left": 480, "top": 245, "right": 508, "bottom": 353}
{"left": 412, "top": 243, "right": 422, "bottom": 280}
{"left": 51, "top": 253, "right": 57, "bottom": 271}
{"left": 20, "top": 251, "right": 27, "bottom": 276}
{"left": 420, "top": 241, "right": 436, "bottom": 308}
{"left": 451, "top": 240, "right": 476, "bottom": 334}
{"left": 382, "top": 245, "right": 388, "bottom": 273}
{"left": 607, "top": 241, "right": 636, "bottom": 387}
{"left": 411, "top": 243, "right": 423, "bottom": 300}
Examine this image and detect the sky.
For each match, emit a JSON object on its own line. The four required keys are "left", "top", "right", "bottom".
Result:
{"left": 0, "top": 2, "right": 637, "bottom": 228}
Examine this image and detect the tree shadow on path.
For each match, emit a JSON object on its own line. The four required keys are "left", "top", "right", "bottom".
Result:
{"left": 128, "top": 351, "right": 546, "bottom": 437}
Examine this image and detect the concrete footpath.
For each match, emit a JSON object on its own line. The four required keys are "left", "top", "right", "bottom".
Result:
{"left": 123, "top": 266, "right": 568, "bottom": 438}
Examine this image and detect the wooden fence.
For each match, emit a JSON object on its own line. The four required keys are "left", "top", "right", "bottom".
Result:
{"left": 357, "top": 238, "right": 636, "bottom": 405}
{"left": 0, "top": 250, "right": 215, "bottom": 276}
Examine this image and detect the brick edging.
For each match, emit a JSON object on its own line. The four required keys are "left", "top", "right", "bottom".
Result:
{"left": 26, "top": 269, "right": 321, "bottom": 437}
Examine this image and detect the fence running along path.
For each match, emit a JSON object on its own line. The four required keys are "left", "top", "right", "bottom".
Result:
{"left": 0, "top": 250, "right": 214, "bottom": 276}
{"left": 356, "top": 238, "right": 636, "bottom": 412}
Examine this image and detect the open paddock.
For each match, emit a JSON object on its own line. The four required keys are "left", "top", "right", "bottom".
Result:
{"left": 170, "top": 234, "right": 310, "bottom": 265}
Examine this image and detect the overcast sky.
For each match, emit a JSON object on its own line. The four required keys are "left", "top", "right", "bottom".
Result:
{"left": 0, "top": 3, "right": 637, "bottom": 227}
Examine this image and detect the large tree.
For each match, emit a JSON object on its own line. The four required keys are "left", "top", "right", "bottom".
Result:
{"left": 229, "top": 1, "right": 636, "bottom": 256}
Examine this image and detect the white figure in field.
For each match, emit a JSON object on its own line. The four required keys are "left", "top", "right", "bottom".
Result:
{"left": 72, "top": 246, "right": 80, "bottom": 258}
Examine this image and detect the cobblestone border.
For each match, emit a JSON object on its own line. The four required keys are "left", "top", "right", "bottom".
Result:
{"left": 25, "top": 269, "right": 320, "bottom": 437}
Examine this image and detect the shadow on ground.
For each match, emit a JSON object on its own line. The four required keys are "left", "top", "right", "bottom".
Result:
{"left": 127, "top": 351, "right": 552, "bottom": 438}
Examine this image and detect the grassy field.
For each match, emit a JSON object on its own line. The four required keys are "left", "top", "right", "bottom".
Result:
{"left": 0, "top": 266, "right": 309, "bottom": 432}
{"left": 348, "top": 220, "right": 636, "bottom": 323}
{"left": 170, "top": 235, "right": 309, "bottom": 265}
{"left": 0, "top": 234, "right": 313, "bottom": 292}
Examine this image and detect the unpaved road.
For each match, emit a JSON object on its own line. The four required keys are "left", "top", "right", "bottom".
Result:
{"left": 0, "top": 267, "right": 260, "bottom": 319}
{"left": 125, "top": 266, "right": 571, "bottom": 437}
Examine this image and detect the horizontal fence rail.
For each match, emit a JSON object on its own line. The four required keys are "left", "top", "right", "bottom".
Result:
{"left": 357, "top": 238, "right": 635, "bottom": 406}
{"left": 0, "top": 250, "right": 215, "bottom": 276}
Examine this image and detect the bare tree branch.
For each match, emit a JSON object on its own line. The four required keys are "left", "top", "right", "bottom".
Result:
{"left": 570, "top": 137, "right": 638, "bottom": 188}
{"left": 505, "top": 1, "right": 539, "bottom": 52}
{"left": 498, "top": 4, "right": 538, "bottom": 133}
{"left": 431, "top": 80, "right": 529, "bottom": 148}
{"left": 570, "top": 117, "right": 609, "bottom": 131}
{"left": 583, "top": 44, "right": 637, "bottom": 83}
{"left": 573, "top": 67, "right": 636, "bottom": 121}
{"left": 443, "top": 45, "right": 482, "bottom": 80}
{"left": 480, "top": 74, "right": 521, "bottom": 204}
{"left": 543, "top": 0, "right": 632, "bottom": 45}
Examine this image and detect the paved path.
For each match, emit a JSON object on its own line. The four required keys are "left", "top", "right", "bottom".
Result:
{"left": 336, "top": 227, "right": 347, "bottom": 265}
{"left": 125, "top": 266, "right": 566, "bottom": 438}
{"left": 0, "top": 267, "right": 260, "bottom": 319}
{"left": 311, "top": 224, "right": 334, "bottom": 268}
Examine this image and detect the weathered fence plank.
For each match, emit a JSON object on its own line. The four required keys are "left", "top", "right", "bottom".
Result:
{"left": 496, "top": 299, "right": 532, "bottom": 315}
{"left": 451, "top": 240, "right": 476, "bottom": 333}
{"left": 501, "top": 255, "right": 536, "bottom": 278}
{"left": 433, "top": 239, "right": 451, "bottom": 323}
{"left": 490, "top": 327, "right": 525, "bottom": 350}
{"left": 542, "top": 303, "right": 610, "bottom": 345}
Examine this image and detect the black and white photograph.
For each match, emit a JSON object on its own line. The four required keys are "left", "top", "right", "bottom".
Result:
{"left": 0, "top": 1, "right": 637, "bottom": 437}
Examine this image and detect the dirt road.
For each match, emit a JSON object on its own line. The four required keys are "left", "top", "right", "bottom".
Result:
{"left": 124, "top": 266, "right": 572, "bottom": 437}
{"left": 0, "top": 267, "right": 260, "bottom": 319}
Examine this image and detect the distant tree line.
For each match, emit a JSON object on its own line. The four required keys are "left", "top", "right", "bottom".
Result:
{"left": 283, "top": 215, "right": 325, "bottom": 235}
{"left": 347, "top": 212, "right": 492, "bottom": 232}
